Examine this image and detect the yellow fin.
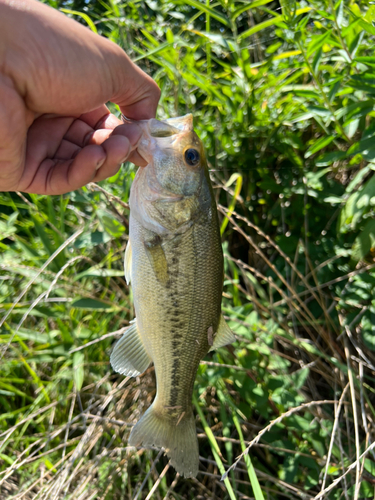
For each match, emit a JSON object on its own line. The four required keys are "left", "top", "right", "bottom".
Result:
{"left": 124, "top": 240, "right": 132, "bottom": 285}
{"left": 129, "top": 403, "right": 198, "bottom": 478}
{"left": 144, "top": 238, "right": 169, "bottom": 285}
{"left": 209, "top": 315, "right": 236, "bottom": 352}
{"left": 110, "top": 320, "right": 152, "bottom": 377}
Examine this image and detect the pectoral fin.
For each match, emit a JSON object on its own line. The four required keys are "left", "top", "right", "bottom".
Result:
{"left": 124, "top": 240, "right": 132, "bottom": 284}
{"left": 144, "top": 238, "right": 169, "bottom": 285}
{"left": 110, "top": 319, "right": 152, "bottom": 377}
{"left": 209, "top": 315, "right": 236, "bottom": 352}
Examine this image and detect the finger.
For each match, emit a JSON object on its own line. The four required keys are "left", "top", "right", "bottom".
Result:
{"left": 110, "top": 123, "right": 147, "bottom": 166}
{"left": 92, "top": 135, "right": 131, "bottom": 182}
{"left": 79, "top": 106, "right": 121, "bottom": 129}
{"left": 88, "top": 129, "right": 113, "bottom": 146}
{"left": 108, "top": 123, "right": 142, "bottom": 147}
{"left": 24, "top": 144, "right": 107, "bottom": 195}
{"left": 87, "top": 124, "right": 147, "bottom": 168}
{"left": 54, "top": 139, "right": 81, "bottom": 160}
{"left": 89, "top": 122, "right": 144, "bottom": 152}
{"left": 27, "top": 115, "right": 75, "bottom": 158}
{"left": 64, "top": 111, "right": 123, "bottom": 148}
{"left": 63, "top": 120, "right": 94, "bottom": 147}
{"left": 126, "top": 150, "right": 148, "bottom": 167}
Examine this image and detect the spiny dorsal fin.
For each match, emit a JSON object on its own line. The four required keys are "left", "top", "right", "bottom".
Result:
{"left": 124, "top": 240, "right": 132, "bottom": 284}
{"left": 209, "top": 315, "right": 236, "bottom": 352}
{"left": 110, "top": 319, "right": 152, "bottom": 377}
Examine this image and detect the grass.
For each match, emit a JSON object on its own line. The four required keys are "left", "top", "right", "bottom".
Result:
{"left": 2, "top": 0, "right": 375, "bottom": 498}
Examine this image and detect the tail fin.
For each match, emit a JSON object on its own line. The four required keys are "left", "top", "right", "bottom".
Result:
{"left": 129, "top": 403, "right": 199, "bottom": 478}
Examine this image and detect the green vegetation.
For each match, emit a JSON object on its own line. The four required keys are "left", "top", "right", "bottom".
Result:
{"left": 1, "top": 0, "right": 375, "bottom": 498}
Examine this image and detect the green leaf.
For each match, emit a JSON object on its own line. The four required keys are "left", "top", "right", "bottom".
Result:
{"left": 97, "top": 209, "right": 126, "bottom": 238}
{"left": 232, "top": 413, "right": 265, "bottom": 500}
{"left": 306, "top": 105, "right": 332, "bottom": 118}
{"left": 290, "top": 367, "right": 309, "bottom": 389}
{"left": 74, "top": 230, "right": 111, "bottom": 249}
{"left": 231, "top": 0, "right": 273, "bottom": 21}
{"left": 345, "top": 166, "right": 371, "bottom": 193}
{"left": 348, "top": 138, "right": 375, "bottom": 162}
{"left": 71, "top": 298, "right": 115, "bottom": 310}
{"left": 73, "top": 352, "right": 85, "bottom": 391}
{"left": 194, "top": 397, "right": 237, "bottom": 500}
{"left": 349, "top": 8, "right": 375, "bottom": 36}
{"left": 351, "top": 219, "right": 375, "bottom": 262}
{"left": 315, "top": 151, "right": 347, "bottom": 166}
{"left": 335, "top": 0, "right": 344, "bottom": 28}
{"left": 312, "top": 46, "right": 322, "bottom": 73}
{"left": 339, "top": 176, "right": 375, "bottom": 228}
{"left": 133, "top": 41, "right": 174, "bottom": 62}
{"left": 74, "top": 268, "right": 125, "bottom": 280}
{"left": 361, "top": 315, "right": 375, "bottom": 351}
{"left": 349, "top": 32, "right": 364, "bottom": 58}
{"left": 306, "top": 30, "right": 332, "bottom": 57}
{"left": 60, "top": 9, "right": 98, "bottom": 33}
{"left": 173, "top": 0, "right": 230, "bottom": 26}
{"left": 238, "top": 14, "right": 286, "bottom": 40}
{"left": 305, "top": 135, "right": 335, "bottom": 158}
{"left": 345, "top": 118, "right": 360, "bottom": 139}
{"left": 355, "top": 56, "right": 375, "bottom": 67}
{"left": 343, "top": 103, "right": 374, "bottom": 127}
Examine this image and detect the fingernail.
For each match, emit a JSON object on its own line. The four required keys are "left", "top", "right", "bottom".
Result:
{"left": 84, "top": 131, "right": 94, "bottom": 146}
{"left": 96, "top": 157, "right": 106, "bottom": 170}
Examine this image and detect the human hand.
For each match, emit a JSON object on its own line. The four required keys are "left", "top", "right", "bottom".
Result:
{"left": 0, "top": 0, "right": 160, "bottom": 195}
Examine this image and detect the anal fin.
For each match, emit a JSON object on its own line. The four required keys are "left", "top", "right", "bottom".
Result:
{"left": 110, "top": 319, "right": 152, "bottom": 377}
{"left": 209, "top": 314, "right": 236, "bottom": 352}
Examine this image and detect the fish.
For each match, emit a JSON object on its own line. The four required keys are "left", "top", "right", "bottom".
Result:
{"left": 110, "top": 114, "right": 235, "bottom": 478}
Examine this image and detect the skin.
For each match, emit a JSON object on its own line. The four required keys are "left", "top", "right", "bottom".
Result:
{"left": 0, "top": 0, "right": 160, "bottom": 194}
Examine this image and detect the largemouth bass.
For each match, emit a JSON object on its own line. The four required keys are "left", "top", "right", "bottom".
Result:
{"left": 110, "top": 114, "right": 235, "bottom": 478}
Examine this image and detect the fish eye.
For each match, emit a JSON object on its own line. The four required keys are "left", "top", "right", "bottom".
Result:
{"left": 185, "top": 148, "right": 200, "bottom": 166}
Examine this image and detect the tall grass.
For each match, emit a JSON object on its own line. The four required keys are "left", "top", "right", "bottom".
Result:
{"left": 1, "top": 0, "right": 375, "bottom": 498}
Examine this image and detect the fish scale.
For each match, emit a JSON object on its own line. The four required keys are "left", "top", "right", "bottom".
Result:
{"left": 110, "top": 114, "right": 236, "bottom": 477}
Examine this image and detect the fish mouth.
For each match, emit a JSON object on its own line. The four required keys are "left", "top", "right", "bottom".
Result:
{"left": 122, "top": 114, "right": 193, "bottom": 138}
{"left": 122, "top": 114, "right": 194, "bottom": 163}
